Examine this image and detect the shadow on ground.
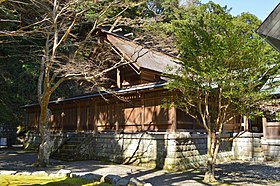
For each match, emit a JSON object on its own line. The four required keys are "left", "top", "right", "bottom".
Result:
{"left": 123, "top": 162, "right": 280, "bottom": 186}
{"left": 1, "top": 148, "right": 280, "bottom": 186}
{"left": 123, "top": 168, "right": 210, "bottom": 186}
{"left": 215, "top": 161, "right": 280, "bottom": 185}
{"left": 0, "top": 147, "right": 105, "bottom": 173}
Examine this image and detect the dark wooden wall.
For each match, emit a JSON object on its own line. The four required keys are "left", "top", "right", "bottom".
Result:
{"left": 26, "top": 89, "right": 176, "bottom": 132}
{"left": 26, "top": 89, "right": 241, "bottom": 133}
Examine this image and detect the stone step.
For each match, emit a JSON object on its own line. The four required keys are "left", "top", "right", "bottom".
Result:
{"left": 51, "top": 135, "right": 88, "bottom": 161}
{"left": 52, "top": 152, "right": 75, "bottom": 159}
{"left": 61, "top": 145, "right": 77, "bottom": 150}
{"left": 253, "top": 153, "right": 264, "bottom": 157}
{"left": 253, "top": 147, "right": 263, "bottom": 153}
{"left": 70, "top": 136, "right": 87, "bottom": 141}
{"left": 59, "top": 148, "right": 77, "bottom": 153}
{"left": 66, "top": 141, "right": 83, "bottom": 145}
{"left": 52, "top": 155, "right": 74, "bottom": 161}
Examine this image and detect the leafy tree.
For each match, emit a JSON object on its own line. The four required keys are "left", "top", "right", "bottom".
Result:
{"left": 119, "top": 0, "right": 200, "bottom": 56}
{"left": 1, "top": 0, "right": 145, "bottom": 166}
{"left": 167, "top": 2, "right": 279, "bottom": 182}
{"left": 0, "top": 0, "right": 196, "bottom": 130}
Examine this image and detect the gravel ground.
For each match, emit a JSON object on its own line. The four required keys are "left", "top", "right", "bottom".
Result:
{"left": 215, "top": 161, "right": 280, "bottom": 185}
{"left": 0, "top": 147, "right": 279, "bottom": 186}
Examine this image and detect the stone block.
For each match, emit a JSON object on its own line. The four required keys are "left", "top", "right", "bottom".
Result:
{"left": 49, "top": 173, "right": 62, "bottom": 177}
{"left": 102, "top": 174, "right": 121, "bottom": 185}
{"left": 182, "top": 151, "right": 194, "bottom": 157}
{"left": 143, "top": 183, "right": 153, "bottom": 186}
{"left": 70, "top": 172, "right": 102, "bottom": 181}
{"left": 115, "top": 178, "right": 130, "bottom": 186}
{"left": 0, "top": 170, "right": 17, "bottom": 175}
{"left": 128, "top": 177, "right": 145, "bottom": 186}
{"left": 16, "top": 171, "right": 31, "bottom": 175}
{"left": 32, "top": 171, "right": 48, "bottom": 176}
{"left": 56, "top": 169, "right": 72, "bottom": 177}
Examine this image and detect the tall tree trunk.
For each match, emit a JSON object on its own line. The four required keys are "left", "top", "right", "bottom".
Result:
{"left": 35, "top": 97, "right": 54, "bottom": 167}
{"left": 204, "top": 131, "right": 217, "bottom": 183}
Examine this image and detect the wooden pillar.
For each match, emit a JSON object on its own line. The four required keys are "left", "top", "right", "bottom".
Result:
{"left": 172, "top": 106, "right": 177, "bottom": 132}
{"left": 77, "top": 103, "right": 81, "bottom": 132}
{"left": 262, "top": 117, "right": 267, "bottom": 139}
{"left": 115, "top": 103, "right": 119, "bottom": 132}
{"left": 61, "top": 111, "right": 65, "bottom": 131}
{"left": 171, "top": 95, "right": 177, "bottom": 132}
{"left": 94, "top": 102, "right": 98, "bottom": 132}
{"left": 243, "top": 115, "right": 249, "bottom": 131}
{"left": 117, "top": 68, "right": 121, "bottom": 88}
{"left": 141, "top": 94, "right": 145, "bottom": 131}
{"left": 86, "top": 104, "right": 89, "bottom": 131}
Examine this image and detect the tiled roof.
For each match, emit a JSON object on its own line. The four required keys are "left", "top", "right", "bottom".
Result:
{"left": 107, "top": 34, "right": 179, "bottom": 73}
{"left": 257, "top": 3, "right": 280, "bottom": 52}
{"left": 261, "top": 75, "right": 280, "bottom": 95}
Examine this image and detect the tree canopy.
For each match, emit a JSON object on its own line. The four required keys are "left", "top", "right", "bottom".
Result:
{"left": 166, "top": 2, "right": 279, "bottom": 182}
{"left": 0, "top": 0, "right": 197, "bottom": 126}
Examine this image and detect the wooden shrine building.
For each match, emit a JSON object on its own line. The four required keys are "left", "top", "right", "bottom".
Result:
{"left": 24, "top": 31, "right": 240, "bottom": 133}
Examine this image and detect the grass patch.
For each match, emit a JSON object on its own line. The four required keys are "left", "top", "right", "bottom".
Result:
{"left": 0, "top": 175, "right": 111, "bottom": 186}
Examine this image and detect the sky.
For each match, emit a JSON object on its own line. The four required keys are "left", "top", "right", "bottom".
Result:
{"left": 200, "top": 0, "right": 279, "bottom": 21}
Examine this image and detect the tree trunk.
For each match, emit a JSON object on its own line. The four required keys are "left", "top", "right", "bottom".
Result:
{"left": 35, "top": 99, "right": 54, "bottom": 167}
{"left": 204, "top": 131, "right": 217, "bottom": 183}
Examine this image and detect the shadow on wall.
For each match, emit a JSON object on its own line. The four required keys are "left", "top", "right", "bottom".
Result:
{"left": 155, "top": 133, "right": 167, "bottom": 169}
{"left": 23, "top": 130, "right": 234, "bottom": 171}
{"left": 23, "top": 91, "right": 234, "bottom": 170}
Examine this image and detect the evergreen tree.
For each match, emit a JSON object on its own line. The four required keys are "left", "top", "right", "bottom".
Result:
{"left": 167, "top": 2, "right": 279, "bottom": 182}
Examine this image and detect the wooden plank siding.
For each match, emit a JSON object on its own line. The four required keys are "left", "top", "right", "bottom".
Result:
{"left": 263, "top": 117, "right": 280, "bottom": 139}
{"left": 25, "top": 89, "right": 241, "bottom": 133}
{"left": 26, "top": 89, "right": 176, "bottom": 132}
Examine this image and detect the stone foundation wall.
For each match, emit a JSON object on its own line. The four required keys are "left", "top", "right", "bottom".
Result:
{"left": 75, "top": 132, "right": 233, "bottom": 170}
{"left": 24, "top": 131, "right": 233, "bottom": 171}
{"left": 24, "top": 131, "right": 280, "bottom": 170}
{"left": 24, "top": 131, "right": 70, "bottom": 151}
{"left": 232, "top": 132, "right": 280, "bottom": 161}
{"left": 261, "top": 138, "right": 280, "bottom": 161}
{"left": 232, "top": 132, "right": 264, "bottom": 161}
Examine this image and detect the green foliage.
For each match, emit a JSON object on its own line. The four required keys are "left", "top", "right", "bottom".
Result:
{"left": 167, "top": 2, "right": 280, "bottom": 126}
{"left": 0, "top": 35, "right": 40, "bottom": 124}
{"left": 0, "top": 0, "right": 140, "bottom": 127}
{"left": 145, "top": 0, "right": 200, "bottom": 22}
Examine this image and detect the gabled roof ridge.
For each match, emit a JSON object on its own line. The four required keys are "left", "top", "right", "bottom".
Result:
{"left": 104, "top": 30, "right": 180, "bottom": 73}
{"left": 257, "top": 3, "right": 280, "bottom": 32}
{"left": 99, "top": 28, "right": 178, "bottom": 59}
